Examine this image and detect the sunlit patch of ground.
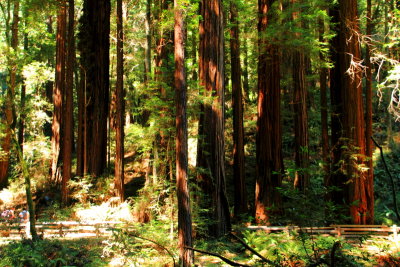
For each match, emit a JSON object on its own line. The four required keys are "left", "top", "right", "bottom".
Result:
{"left": 75, "top": 202, "right": 134, "bottom": 222}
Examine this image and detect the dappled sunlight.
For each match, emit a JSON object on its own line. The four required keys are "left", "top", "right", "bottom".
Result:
{"left": 75, "top": 202, "right": 134, "bottom": 223}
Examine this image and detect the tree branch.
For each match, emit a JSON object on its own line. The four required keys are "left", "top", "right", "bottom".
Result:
{"left": 230, "top": 232, "right": 279, "bottom": 266}
{"left": 127, "top": 232, "right": 176, "bottom": 266}
{"left": 184, "top": 246, "right": 250, "bottom": 267}
{"left": 371, "top": 137, "right": 400, "bottom": 222}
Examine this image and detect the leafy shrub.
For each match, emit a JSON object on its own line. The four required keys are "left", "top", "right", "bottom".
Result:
{"left": 0, "top": 239, "right": 104, "bottom": 267}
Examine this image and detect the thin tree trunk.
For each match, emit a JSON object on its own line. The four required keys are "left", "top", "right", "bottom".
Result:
{"left": 62, "top": 0, "right": 75, "bottom": 205}
{"left": 230, "top": 0, "right": 247, "bottom": 217}
{"left": 175, "top": 1, "right": 193, "bottom": 265}
{"left": 145, "top": 0, "right": 151, "bottom": 82}
{"left": 51, "top": 1, "right": 66, "bottom": 184}
{"left": 18, "top": 13, "right": 28, "bottom": 154}
{"left": 255, "top": 0, "right": 283, "bottom": 224}
{"left": 115, "top": 0, "right": 125, "bottom": 202}
{"left": 319, "top": 18, "right": 330, "bottom": 203}
{"left": 198, "top": 0, "right": 231, "bottom": 236}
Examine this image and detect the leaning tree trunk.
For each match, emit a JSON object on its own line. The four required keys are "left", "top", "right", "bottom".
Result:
{"left": 255, "top": 0, "right": 283, "bottom": 224}
{"left": 198, "top": 0, "right": 231, "bottom": 236}
{"left": 230, "top": 0, "right": 247, "bottom": 217}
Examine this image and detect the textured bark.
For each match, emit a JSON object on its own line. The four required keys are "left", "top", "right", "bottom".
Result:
{"left": 153, "top": 0, "right": 173, "bottom": 182}
{"left": 62, "top": 0, "right": 75, "bottom": 205}
{"left": 198, "top": 0, "right": 231, "bottom": 236}
{"left": 255, "top": 0, "right": 283, "bottom": 224}
{"left": 78, "top": 0, "right": 111, "bottom": 177}
{"left": 51, "top": 1, "right": 66, "bottom": 184}
{"left": 115, "top": 0, "right": 125, "bottom": 202}
{"left": 230, "top": 1, "right": 247, "bottom": 217}
{"left": 330, "top": 0, "right": 369, "bottom": 224}
{"left": 175, "top": 2, "right": 194, "bottom": 265}
{"left": 328, "top": 4, "right": 347, "bottom": 215}
{"left": 0, "top": 1, "right": 19, "bottom": 188}
{"left": 365, "top": 0, "right": 374, "bottom": 224}
{"left": 291, "top": 0, "right": 309, "bottom": 191}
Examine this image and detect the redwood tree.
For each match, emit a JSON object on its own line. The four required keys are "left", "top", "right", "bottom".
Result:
{"left": 115, "top": 0, "right": 125, "bottom": 202}
{"left": 365, "top": 0, "right": 374, "bottom": 224}
{"left": 291, "top": 0, "right": 309, "bottom": 191}
{"left": 197, "top": 0, "right": 231, "bottom": 236}
{"left": 255, "top": 0, "right": 283, "bottom": 224}
{"left": 61, "top": 0, "right": 75, "bottom": 205}
{"left": 51, "top": 1, "right": 66, "bottom": 184}
{"left": 78, "top": 0, "right": 111, "bottom": 177}
{"left": 175, "top": 0, "right": 193, "bottom": 264}
{"left": 230, "top": 0, "right": 247, "bottom": 217}
{"left": 330, "top": 0, "right": 371, "bottom": 224}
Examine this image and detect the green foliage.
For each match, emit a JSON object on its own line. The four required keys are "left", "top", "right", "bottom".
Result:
{"left": 0, "top": 239, "right": 104, "bottom": 267}
{"left": 102, "top": 223, "right": 177, "bottom": 266}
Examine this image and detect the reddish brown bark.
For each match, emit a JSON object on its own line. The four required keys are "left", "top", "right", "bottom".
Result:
{"left": 329, "top": 4, "right": 347, "bottom": 217}
{"left": 62, "top": 0, "right": 75, "bottom": 205}
{"left": 230, "top": 0, "right": 247, "bottom": 216}
{"left": 330, "top": 0, "right": 369, "bottom": 224}
{"left": 255, "top": 0, "right": 283, "bottom": 224}
{"left": 174, "top": 1, "right": 193, "bottom": 265}
{"left": 0, "top": 1, "right": 19, "bottom": 188}
{"left": 78, "top": 0, "right": 111, "bottom": 177}
{"left": 291, "top": 0, "right": 309, "bottom": 191}
{"left": 198, "top": 0, "right": 231, "bottom": 236}
{"left": 365, "top": 0, "right": 374, "bottom": 224}
{"left": 115, "top": 0, "right": 125, "bottom": 202}
{"left": 51, "top": 1, "right": 66, "bottom": 184}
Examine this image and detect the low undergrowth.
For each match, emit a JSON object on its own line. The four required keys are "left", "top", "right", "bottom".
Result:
{"left": 1, "top": 226, "right": 400, "bottom": 266}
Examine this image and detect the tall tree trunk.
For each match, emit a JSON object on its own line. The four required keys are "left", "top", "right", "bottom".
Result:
{"left": 78, "top": 0, "right": 111, "bottom": 177}
{"left": 198, "top": 0, "right": 231, "bottom": 236}
{"left": 115, "top": 0, "right": 125, "bottom": 202}
{"left": 230, "top": 0, "right": 247, "bottom": 217}
{"left": 52, "top": 1, "right": 66, "bottom": 184}
{"left": 291, "top": 1, "right": 309, "bottom": 191}
{"left": 319, "top": 18, "right": 330, "bottom": 204}
{"left": 145, "top": 0, "right": 152, "bottom": 82}
{"left": 255, "top": 0, "right": 283, "bottom": 224}
{"left": 174, "top": 1, "right": 193, "bottom": 265}
{"left": 331, "top": 0, "right": 369, "bottom": 224}
{"left": 242, "top": 38, "right": 250, "bottom": 101}
{"left": 365, "top": 0, "right": 374, "bottom": 224}
{"left": 328, "top": 4, "right": 347, "bottom": 219}
{"left": 18, "top": 11, "right": 28, "bottom": 154}
{"left": 62, "top": 0, "right": 75, "bottom": 205}
{"left": 0, "top": 0, "right": 19, "bottom": 188}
